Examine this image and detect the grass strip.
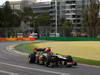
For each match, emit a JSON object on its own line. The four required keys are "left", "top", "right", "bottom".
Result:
{"left": 15, "top": 43, "right": 100, "bottom": 66}
{"left": 73, "top": 57, "right": 100, "bottom": 66}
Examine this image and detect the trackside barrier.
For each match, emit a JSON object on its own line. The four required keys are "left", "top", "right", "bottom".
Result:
{"left": 38, "top": 37, "right": 100, "bottom": 41}
{"left": 29, "top": 37, "right": 36, "bottom": 41}
{"left": 0, "top": 37, "right": 36, "bottom": 41}
{"left": 17, "top": 38, "right": 24, "bottom": 41}
{"left": 6, "top": 38, "right": 17, "bottom": 41}
{"left": 0, "top": 38, "right": 6, "bottom": 41}
{"left": 23, "top": 38, "right": 29, "bottom": 41}
{"left": 17, "top": 37, "right": 36, "bottom": 41}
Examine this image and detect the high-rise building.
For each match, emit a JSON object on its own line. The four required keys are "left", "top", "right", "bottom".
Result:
{"left": 9, "top": 0, "right": 99, "bottom": 36}
{"left": 21, "top": 0, "right": 37, "bottom": 8}
{"left": 32, "top": 2, "right": 51, "bottom": 14}
{"left": 50, "top": 0, "right": 91, "bottom": 33}
{"left": 26, "top": 0, "right": 92, "bottom": 34}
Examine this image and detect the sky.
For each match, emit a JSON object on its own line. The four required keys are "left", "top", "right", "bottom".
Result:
{"left": 0, "top": 0, "right": 51, "bottom": 5}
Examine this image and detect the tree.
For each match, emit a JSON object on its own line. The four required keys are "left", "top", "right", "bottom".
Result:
{"left": 83, "top": 0, "right": 100, "bottom": 37}
{"left": 0, "top": 1, "right": 12, "bottom": 27}
{"left": 0, "top": 1, "right": 13, "bottom": 37}
{"left": 34, "top": 13, "right": 51, "bottom": 37}
{"left": 22, "top": 7, "right": 34, "bottom": 23}
{"left": 60, "top": 18, "right": 73, "bottom": 37}
{"left": 0, "top": 1, "right": 22, "bottom": 37}
{"left": 18, "top": 7, "right": 36, "bottom": 33}
{"left": 0, "top": 7, "right": 4, "bottom": 27}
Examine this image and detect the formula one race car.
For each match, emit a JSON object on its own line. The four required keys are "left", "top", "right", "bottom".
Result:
{"left": 28, "top": 48, "right": 77, "bottom": 67}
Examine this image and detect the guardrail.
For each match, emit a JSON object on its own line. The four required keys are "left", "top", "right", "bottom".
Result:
{"left": 38, "top": 36, "right": 100, "bottom": 41}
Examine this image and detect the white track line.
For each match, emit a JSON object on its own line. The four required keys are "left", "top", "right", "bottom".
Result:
{"left": 0, "top": 70, "right": 19, "bottom": 75}
{"left": 0, "top": 62, "right": 70, "bottom": 75}
{"left": 6, "top": 45, "right": 28, "bottom": 56}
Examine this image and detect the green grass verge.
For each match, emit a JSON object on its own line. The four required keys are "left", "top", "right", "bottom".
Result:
{"left": 15, "top": 42, "right": 100, "bottom": 66}
{"left": 54, "top": 53, "right": 100, "bottom": 66}
{"left": 73, "top": 57, "right": 100, "bottom": 66}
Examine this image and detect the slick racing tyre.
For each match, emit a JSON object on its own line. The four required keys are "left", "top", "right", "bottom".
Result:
{"left": 29, "top": 53, "right": 36, "bottom": 63}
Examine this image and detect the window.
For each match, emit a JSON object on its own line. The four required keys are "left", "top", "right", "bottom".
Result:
{"left": 73, "top": 19, "right": 81, "bottom": 23}
{"left": 76, "top": 15, "right": 81, "bottom": 18}
{"left": 65, "top": 10, "right": 70, "bottom": 13}
{"left": 70, "top": 5, "right": 76, "bottom": 8}
{"left": 71, "top": 10, "right": 77, "bottom": 13}
{"left": 66, "top": 1, "right": 76, "bottom": 4}
{"left": 72, "top": 15, "right": 76, "bottom": 18}
{"left": 66, "top": 15, "right": 71, "bottom": 18}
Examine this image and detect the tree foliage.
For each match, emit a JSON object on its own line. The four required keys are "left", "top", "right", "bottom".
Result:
{"left": 22, "top": 7, "right": 35, "bottom": 23}
{"left": 0, "top": 1, "right": 51, "bottom": 37}
{"left": 33, "top": 13, "right": 51, "bottom": 36}
{"left": 83, "top": 0, "right": 100, "bottom": 37}
{"left": 0, "top": 1, "right": 21, "bottom": 27}
{"left": 0, "top": 1, "right": 22, "bottom": 37}
{"left": 60, "top": 18, "right": 73, "bottom": 37}
{"left": 35, "top": 13, "right": 51, "bottom": 26}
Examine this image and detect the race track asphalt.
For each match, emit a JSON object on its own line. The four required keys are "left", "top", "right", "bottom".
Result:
{"left": 0, "top": 41, "right": 100, "bottom": 75}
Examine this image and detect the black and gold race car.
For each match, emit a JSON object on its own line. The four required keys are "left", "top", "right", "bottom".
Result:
{"left": 28, "top": 48, "right": 77, "bottom": 67}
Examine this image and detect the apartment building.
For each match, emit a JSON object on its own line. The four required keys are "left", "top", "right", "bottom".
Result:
{"left": 20, "top": 0, "right": 91, "bottom": 35}
{"left": 9, "top": 0, "right": 99, "bottom": 36}
{"left": 21, "top": 0, "right": 37, "bottom": 8}
{"left": 32, "top": 2, "right": 51, "bottom": 14}
{"left": 50, "top": 0, "right": 91, "bottom": 33}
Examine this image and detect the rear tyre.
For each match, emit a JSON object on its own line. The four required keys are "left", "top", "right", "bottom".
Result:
{"left": 73, "top": 62, "right": 77, "bottom": 66}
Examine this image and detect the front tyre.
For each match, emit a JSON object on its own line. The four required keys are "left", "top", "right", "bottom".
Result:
{"left": 29, "top": 53, "right": 36, "bottom": 64}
